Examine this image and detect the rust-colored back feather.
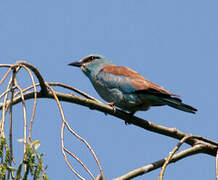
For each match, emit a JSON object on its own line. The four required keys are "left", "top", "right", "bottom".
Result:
{"left": 102, "top": 65, "right": 145, "bottom": 80}
{"left": 103, "top": 65, "right": 176, "bottom": 98}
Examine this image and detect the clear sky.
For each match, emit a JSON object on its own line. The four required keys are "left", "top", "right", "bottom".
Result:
{"left": 0, "top": 0, "right": 218, "bottom": 179}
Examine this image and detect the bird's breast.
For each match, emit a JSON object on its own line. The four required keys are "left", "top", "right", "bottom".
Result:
{"left": 91, "top": 79, "right": 151, "bottom": 112}
{"left": 92, "top": 80, "right": 123, "bottom": 103}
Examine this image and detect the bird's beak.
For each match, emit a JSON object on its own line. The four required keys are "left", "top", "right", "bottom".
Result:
{"left": 68, "top": 61, "right": 83, "bottom": 67}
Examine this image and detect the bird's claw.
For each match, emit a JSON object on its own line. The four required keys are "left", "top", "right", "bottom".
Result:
{"left": 107, "top": 102, "right": 116, "bottom": 113}
{"left": 124, "top": 111, "right": 135, "bottom": 125}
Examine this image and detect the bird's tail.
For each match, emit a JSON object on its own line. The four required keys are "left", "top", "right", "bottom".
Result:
{"left": 162, "top": 97, "right": 197, "bottom": 114}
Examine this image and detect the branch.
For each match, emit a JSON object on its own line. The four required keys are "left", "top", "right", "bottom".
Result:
{"left": 46, "top": 84, "right": 104, "bottom": 180}
{"left": 113, "top": 144, "right": 206, "bottom": 180}
{"left": 1, "top": 90, "right": 217, "bottom": 156}
{"left": 14, "top": 61, "right": 48, "bottom": 94}
{"left": 158, "top": 135, "right": 193, "bottom": 180}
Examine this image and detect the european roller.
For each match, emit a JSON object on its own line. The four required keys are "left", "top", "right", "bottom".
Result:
{"left": 69, "top": 54, "right": 197, "bottom": 115}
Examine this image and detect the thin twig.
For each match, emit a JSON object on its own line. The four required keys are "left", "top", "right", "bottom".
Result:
{"left": 47, "top": 84, "right": 100, "bottom": 180}
{"left": 0, "top": 67, "right": 18, "bottom": 179}
{"left": 0, "top": 64, "right": 12, "bottom": 68}
{"left": 158, "top": 134, "right": 193, "bottom": 180}
{"left": 8, "top": 68, "right": 17, "bottom": 179}
{"left": 59, "top": 114, "right": 105, "bottom": 180}
{"left": 13, "top": 64, "right": 38, "bottom": 141}
{"left": 13, "top": 82, "right": 102, "bottom": 104}
{"left": 48, "top": 82, "right": 102, "bottom": 103}
{"left": 14, "top": 61, "right": 48, "bottom": 94}
{"left": 193, "top": 135, "right": 218, "bottom": 147}
{"left": 96, "top": 174, "right": 103, "bottom": 180}
{"left": 63, "top": 118, "right": 105, "bottom": 179}
{"left": 0, "top": 75, "right": 13, "bottom": 137}
{"left": 64, "top": 147, "right": 95, "bottom": 180}
{"left": 0, "top": 86, "right": 16, "bottom": 100}
{"left": 60, "top": 123, "right": 85, "bottom": 180}
{"left": 113, "top": 144, "right": 206, "bottom": 180}
{"left": 1, "top": 64, "right": 37, "bottom": 142}
{"left": 0, "top": 68, "right": 12, "bottom": 86}
{"left": 19, "top": 81, "right": 105, "bottom": 178}
{"left": 14, "top": 80, "right": 27, "bottom": 157}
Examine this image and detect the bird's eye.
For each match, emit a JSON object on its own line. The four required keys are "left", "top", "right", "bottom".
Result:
{"left": 89, "top": 56, "right": 95, "bottom": 60}
{"left": 83, "top": 55, "right": 100, "bottom": 63}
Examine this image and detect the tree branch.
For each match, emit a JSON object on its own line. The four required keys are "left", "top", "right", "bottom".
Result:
{"left": 113, "top": 144, "right": 207, "bottom": 180}
{"left": 158, "top": 135, "right": 194, "bottom": 180}
{"left": 0, "top": 89, "right": 217, "bottom": 157}
{"left": 14, "top": 61, "right": 48, "bottom": 94}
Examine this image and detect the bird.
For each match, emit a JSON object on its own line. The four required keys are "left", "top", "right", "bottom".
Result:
{"left": 68, "top": 54, "right": 197, "bottom": 115}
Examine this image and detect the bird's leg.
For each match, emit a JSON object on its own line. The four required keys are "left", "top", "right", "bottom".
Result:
{"left": 107, "top": 102, "right": 116, "bottom": 113}
{"left": 128, "top": 111, "right": 136, "bottom": 117}
{"left": 107, "top": 102, "right": 115, "bottom": 106}
{"left": 124, "top": 111, "right": 136, "bottom": 125}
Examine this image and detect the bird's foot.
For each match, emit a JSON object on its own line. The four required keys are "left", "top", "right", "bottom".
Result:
{"left": 107, "top": 102, "right": 116, "bottom": 113}
{"left": 124, "top": 111, "right": 135, "bottom": 125}
{"left": 128, "top": 111, "right": 135, "bottom": 117}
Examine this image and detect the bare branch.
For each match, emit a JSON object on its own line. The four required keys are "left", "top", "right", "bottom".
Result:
{"left": 1, "top": 90, "right": 216, "bottom": 156}
{"left": 0, "top": 68, "right": 12, "bottom": 86}
{"left": 0, "top": 73, "right": 12, "bottom": 137}
{"left": 8, "top": 68, "right": 17, "bottom": 179}
{"left": 17, "top": 64, "right": 38, "bottom": 141}
{"left": 48, "top": 82, "right": 102, "bottom": 103}
{"left": 113, "top": 144, "right": 206, "bottom": 180}
{"left": 14, "top": 80, "right": 27, "bottom": 157}
{"left": 158, "top": 134, "right": 193, "bottom": 180}
{"left": 14, "top": 61, "right": 48, "bottom": 94}
{"left": 64, "top": 147, "right": 95, "bottom": 180}
{"left": 46, "top": 84, "right": 105, "bottom": 180}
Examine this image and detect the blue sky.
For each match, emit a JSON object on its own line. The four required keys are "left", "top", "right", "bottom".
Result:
{"left": 0, "top": 0, "right": 218, "bottom": 179}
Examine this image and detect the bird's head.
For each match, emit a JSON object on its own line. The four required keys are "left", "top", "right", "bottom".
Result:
{"left": 68, "top": 54, "right": 112, "bottom": 78}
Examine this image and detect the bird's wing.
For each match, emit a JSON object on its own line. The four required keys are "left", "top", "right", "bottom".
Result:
{"left": 131, "top": 78, "right": 178, "bottom": 99}
{"left": 97, "top": 65, "right": 197, "bottom": 113}
{"left": 97, "top": 65, "right": 178, "bottom": 98}
{"left": 102, "top": 65, "right": 146, "bottom": 80}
